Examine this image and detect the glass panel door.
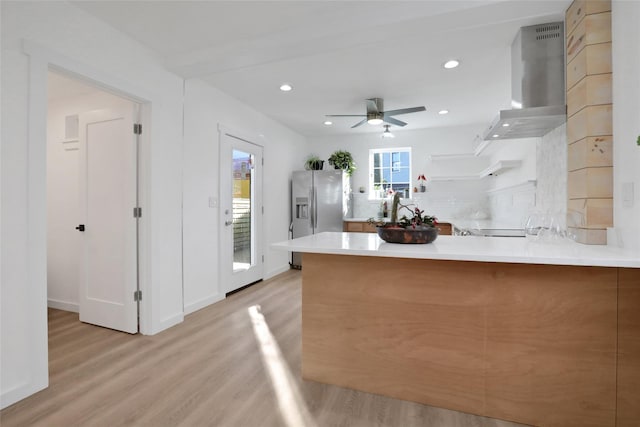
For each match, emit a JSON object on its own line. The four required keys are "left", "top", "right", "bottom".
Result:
{"left": 220, "top": 132, "right": 263, "bottom": 294}
{"left": 232, "top": 149, "right": 253, "bottom": 272}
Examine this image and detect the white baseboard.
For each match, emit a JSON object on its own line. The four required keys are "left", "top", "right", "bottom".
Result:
{"left": 47, "top": 299, "right": 79, "bottom": 313}
{"left": 265, "top": 265, "right": 291, "bottom": 280}
{"left": 146, "top": 312, "right": 184, "bottom": 335}
{"left": 1, "top": 379, "right": 48, "bottom": 410}
{"left": 184, "top": 293, "right": 225, "bottom": 315}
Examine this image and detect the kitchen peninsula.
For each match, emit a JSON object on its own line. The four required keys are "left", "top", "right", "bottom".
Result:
{"left": 273, "top": 232, "right": 640, "bottom": 427}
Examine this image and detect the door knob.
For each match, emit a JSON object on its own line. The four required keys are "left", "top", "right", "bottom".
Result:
{"left": 75, "top": 224, "right": 85, "bottom": 232}
{"left": 224, "top": 220, "right": 233, "bottom": 226}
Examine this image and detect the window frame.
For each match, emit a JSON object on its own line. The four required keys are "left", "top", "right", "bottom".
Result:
{"left": 368, "top": 147, "right": 412, "bottom": 200}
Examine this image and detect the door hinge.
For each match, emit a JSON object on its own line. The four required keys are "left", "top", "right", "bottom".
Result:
{"left": 133, "top": 207, "right": 142, "bottom": 218}
{"left": 134, "top": 290, "right": 142, "bottom": 302}
{"left": 262, "top": 157, "right": 264, "bottom": 166}
{"left": 262, "top": 255, "right": 264, "bottom": 263}
{"left": 133, "top": 123, "right": 142, "bottom": 135}
{"left": 262, "top": 206, "right": 264, "bottom": 214}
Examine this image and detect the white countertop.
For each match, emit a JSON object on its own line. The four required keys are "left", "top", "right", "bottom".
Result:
{"left": 272, "top": 232, "right": 640, "bottom": 268}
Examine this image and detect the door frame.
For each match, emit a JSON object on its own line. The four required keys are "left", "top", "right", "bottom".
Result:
{"left": 218, "top": 124, "right": 265, "bottom": 295}
{"left": 23, "top": 44, "right": 152, "bottom": 330}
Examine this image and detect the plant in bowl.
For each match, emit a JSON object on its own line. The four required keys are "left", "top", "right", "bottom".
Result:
{"left": 327, "top": 150, "right": 356, "bottom": 176}
{"left": 305, "top": 155, "right": 324, "bottom": 170}
{"left": 368, "top": 192, "right": 438, "bottom": 244}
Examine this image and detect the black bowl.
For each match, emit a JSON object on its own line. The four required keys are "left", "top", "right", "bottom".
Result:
{"left": 376, "top": 226, "right": 439, "bottom": 244}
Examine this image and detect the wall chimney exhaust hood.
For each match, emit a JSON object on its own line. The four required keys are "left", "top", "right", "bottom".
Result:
{"left": 484, "top": 22, "right": 566, "bottom": 141}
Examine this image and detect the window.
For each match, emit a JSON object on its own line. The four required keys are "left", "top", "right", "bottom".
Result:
{"left": 369, "top": 147, "right": 411, "bottom": 198}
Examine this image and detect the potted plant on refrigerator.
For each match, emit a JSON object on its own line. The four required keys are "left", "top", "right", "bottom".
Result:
{"left": 328, "top": 150, "right": 356, "bottom": 177}
{"left": 304, "top": 155, "right": 324, "bottom": 170}
{"left": 368, "top": 192, "right": 439, "bottom": 244}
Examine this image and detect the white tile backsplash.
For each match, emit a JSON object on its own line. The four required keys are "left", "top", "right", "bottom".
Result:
{"left": 352, "top": 180, "right": 490, "bottom": 220}
{"left": 536, "top": 124, "right": 567, "bottom": 227}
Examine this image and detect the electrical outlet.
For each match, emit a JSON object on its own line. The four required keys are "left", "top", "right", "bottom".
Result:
{"left": 208, "top": 197, "right": 218, "bottom": 208}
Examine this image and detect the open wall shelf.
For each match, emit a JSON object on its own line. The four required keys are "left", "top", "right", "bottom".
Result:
{"left": 429, "top": 160, "right": 522, "bottom": 181}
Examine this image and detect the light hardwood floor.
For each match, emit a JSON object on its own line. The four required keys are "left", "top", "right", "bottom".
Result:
{"left": 1, "top": 270, "right": 527, "bottom": 427}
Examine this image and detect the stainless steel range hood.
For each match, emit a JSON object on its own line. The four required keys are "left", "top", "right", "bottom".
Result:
{"left": 484, "top": 22, "right": 566, "bottom": 141}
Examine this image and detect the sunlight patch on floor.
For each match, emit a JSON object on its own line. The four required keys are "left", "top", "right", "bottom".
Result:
{"left": 248, "top": 305, "right": 317, "bottom": 427}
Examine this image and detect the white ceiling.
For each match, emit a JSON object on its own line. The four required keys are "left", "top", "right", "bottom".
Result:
{"left": 71, "top": 0, "right": 570, "bottom": 137}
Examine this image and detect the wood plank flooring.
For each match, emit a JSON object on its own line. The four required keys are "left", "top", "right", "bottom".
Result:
{"left": 0, "top": 270, "right": 527, "bottom": 427}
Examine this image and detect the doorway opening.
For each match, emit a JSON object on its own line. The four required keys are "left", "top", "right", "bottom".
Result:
{"left": 46, "top": 69, "right": 141, "bottom": 334}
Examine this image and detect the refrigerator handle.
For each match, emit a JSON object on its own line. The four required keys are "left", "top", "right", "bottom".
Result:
{"left": 314, "top": 186, "right": 318, "bottom": 232}
{"left": 309, "top": 187, "right": 315, "bottom": 230}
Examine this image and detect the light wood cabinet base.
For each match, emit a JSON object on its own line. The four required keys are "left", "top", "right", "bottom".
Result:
{"left": 302, "top": 253, "right": 637, "bottom": 427}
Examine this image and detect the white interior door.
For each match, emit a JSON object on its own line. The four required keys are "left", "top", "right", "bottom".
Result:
{"left": 78, "top": 106, "right": 138, "bottom": 333}
{"left": 220, "top": 132, "right": 263, "bottom": 293}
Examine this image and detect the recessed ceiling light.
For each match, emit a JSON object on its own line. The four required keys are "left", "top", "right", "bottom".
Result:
{"left": 438, "top": 110, "right": 449, "bottom": 115}
{"left": 502, "top": 123, "right": 510, "bottom": 127}
{"left": 443, "top": 60, "right": 460, "bottom": 69}
{"left": 492, "top": 134, "right": 500, "bottom": 138}
{"left": 324, "top": 121, "right": 332, "bottom": 125}
{"left": 279, "top": 83, "right": 292, "bottom": 92}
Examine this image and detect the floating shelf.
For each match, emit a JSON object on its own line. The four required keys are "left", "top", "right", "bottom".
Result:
{"left": 427, "top": 139, "right": 494, "bottom": 161}
{"left": 429, "top": 160, "right": 522, "bottom": 181}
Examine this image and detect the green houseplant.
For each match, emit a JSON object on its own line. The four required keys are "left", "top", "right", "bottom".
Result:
{"left": 305, "top": 155, "right": 324, "bottom": 170}
{"left": 327, "top": 150, "right": 356, "bottom": 176}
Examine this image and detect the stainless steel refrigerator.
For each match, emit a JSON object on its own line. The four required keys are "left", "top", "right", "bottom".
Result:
{"left": 290, "top": 169, "right": 348, "bottom": 268}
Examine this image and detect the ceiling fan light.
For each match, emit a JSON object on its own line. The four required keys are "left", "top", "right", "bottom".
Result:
{"left": 381, "top": 125, "right": 395, "bottom": 138}
{"left": 368, "top": 118, "right": 383, "bottom": 125}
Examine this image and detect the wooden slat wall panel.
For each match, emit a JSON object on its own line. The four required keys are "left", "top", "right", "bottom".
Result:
{"left": 566, "top": 0, "right": 613, "bottom": 244}
{"left": 567, "top": 136, "right": 613, "bottom": 171}
{"left": 566, "top": 0, "right": 611, "bottom": 34}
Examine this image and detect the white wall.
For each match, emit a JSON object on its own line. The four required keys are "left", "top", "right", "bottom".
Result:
{"left": 47, "top": 87, "right": 134, "bottom": 312}
{"left": 612, "top": 1, "right": 640, "bottom": 251}
{"left": 2, "top": 1, "right": 184, "bottom": 408}
{"left": 182, "top": 79, "right": 306, "bottom": 314}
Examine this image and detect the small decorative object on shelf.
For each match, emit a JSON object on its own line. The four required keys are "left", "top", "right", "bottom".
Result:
{"left": 368, "top": 192, "right": 438, "bottom": 244}
{"left": 328, "top": 150, "right": 356, "bottom": 176}
{"left": 305, "top": 155, "right": 324, "bottom": 170}
{"left": 417, "top": 174, "right": 427, "bottom": 192}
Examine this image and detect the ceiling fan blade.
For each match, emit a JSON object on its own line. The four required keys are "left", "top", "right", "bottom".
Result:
{"left": 383, "top": 106, "right": 426, "bottom": 116}
{"left": 351, "top": 118, "right": 368, "bottom": 128}
{"left": 325, "top": 114, "right": 366, "bottom": 117}
{"left": 383, "top": 116, "right": 407, "bottom": 127}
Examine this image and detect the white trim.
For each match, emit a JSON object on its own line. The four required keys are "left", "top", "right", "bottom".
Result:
{"left": 22, "top": 40, "right": 152, "bottom": 103}
{"left": 47, "top": 299, "right": 79, "bottom": 313}
{"left": 264, "top": 265, "right": 291, "bottom": 280}
{"left": 183, "top": 293, "right": 225, "bottom": 315}
{"left": 368, "top": 146, "right": 413, "bottom": 199}
{"left": 22, "top": 40, "right": 153, "bottom": 335}
{"left": 148, "top": 312, "right": 184, "bottom": 336}
{"left": 218, "top": 123, "right": 265, "bottom": 295}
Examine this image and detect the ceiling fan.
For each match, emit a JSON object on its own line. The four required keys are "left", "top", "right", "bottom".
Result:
{"left": 326, "top": 98, "right": 426, "bottom": 128}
